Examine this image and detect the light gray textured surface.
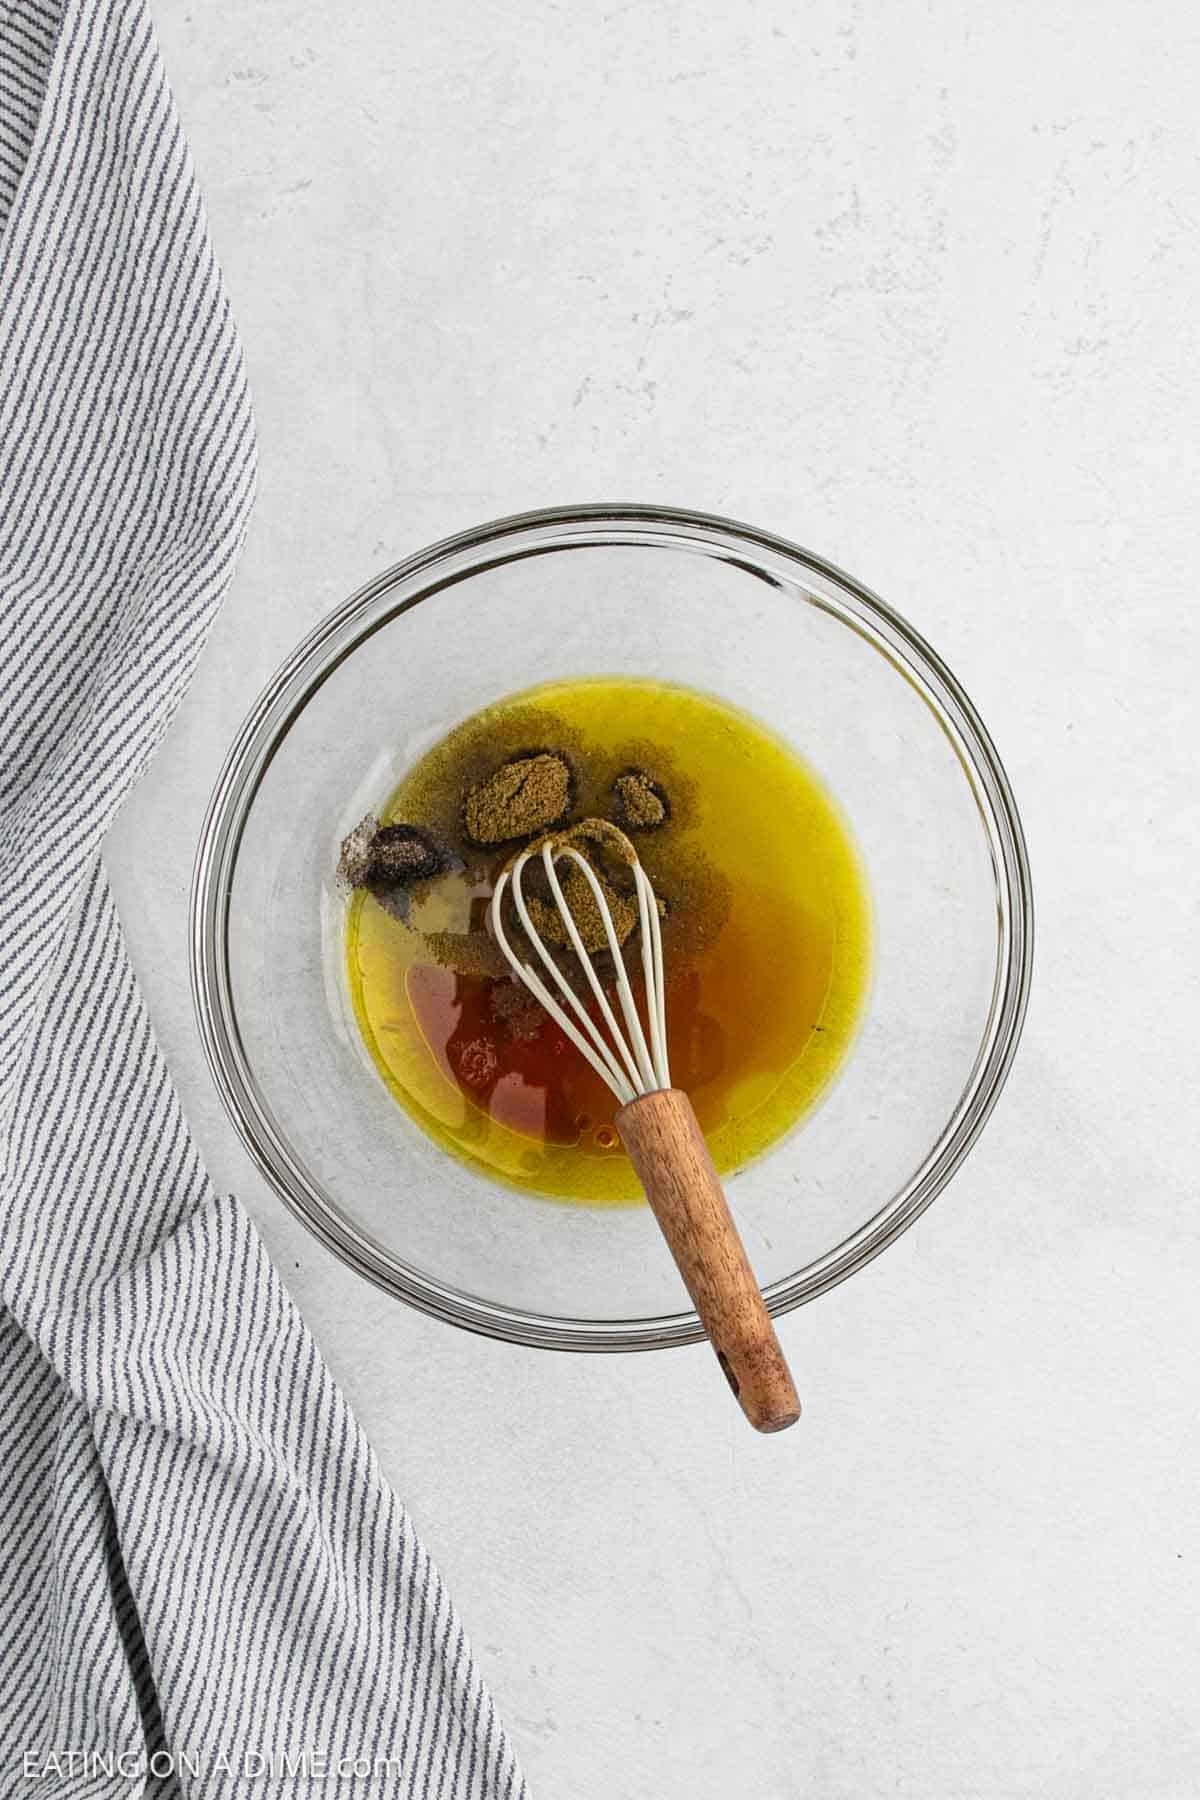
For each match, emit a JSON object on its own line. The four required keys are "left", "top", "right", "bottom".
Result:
{"left": 107, "top": 3, "right": 1199, "bottom": 1795}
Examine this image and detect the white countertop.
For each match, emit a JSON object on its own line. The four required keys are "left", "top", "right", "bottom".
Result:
{"left": 109, "top": 3, "right": 1200, "bottom": 1794}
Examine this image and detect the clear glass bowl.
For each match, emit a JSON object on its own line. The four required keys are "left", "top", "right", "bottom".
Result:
{"left": 190, "top": 505, "right": 1033, "bottom": 1350}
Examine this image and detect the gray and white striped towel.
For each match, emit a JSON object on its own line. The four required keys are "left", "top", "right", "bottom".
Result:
{"left": 0, "top": 2, "right": 528, "bottom": 1794}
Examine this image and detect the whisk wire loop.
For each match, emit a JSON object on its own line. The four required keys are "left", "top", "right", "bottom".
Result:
{"left": 550, "top": 848, "right": 659, "bottom": 1094}
{"left": 633, "top": 863, "right": 669, "bottom": 1087}
{"left": 496, "top": 859, "right": 637, "bottom": 1103}
{"left": 489, "top": 835, "right": 672, "bottom": 1105}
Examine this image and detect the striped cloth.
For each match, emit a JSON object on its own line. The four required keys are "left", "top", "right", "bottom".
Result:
{"left": 0, "top": 3, "right": 528, "bottom": 1795}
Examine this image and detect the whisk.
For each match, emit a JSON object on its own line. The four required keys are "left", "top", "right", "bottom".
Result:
{"left": 491, "top": 827, "right": 800, "bottom": 1434}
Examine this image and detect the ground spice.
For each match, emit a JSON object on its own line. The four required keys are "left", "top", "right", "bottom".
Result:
{"left": 452, "top": 1035, "right": 499, "bottom": 1090}
{"left": 510, "top": 818, "right": 665, "bottom": 957}
{"left": 525, "top": 860, "right": 639, "bottom": 954}
{"left": 463, "top": 751, "right": 573, "bottom": 846}
{"left": 490, "top": 979, "right": 544, "bottom": 1041}
{"left": 425, "top": 929, "right": 507, "bottom": 979}
{"left": 611, "top": 767, "right": 669, "bottom": 831}
{"left": 543, "top": 816, "right": 638, "bottom": 867}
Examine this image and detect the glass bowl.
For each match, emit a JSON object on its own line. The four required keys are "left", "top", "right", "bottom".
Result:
{"left": 190, "top": 504, "right": 1032, "bottom": 1350}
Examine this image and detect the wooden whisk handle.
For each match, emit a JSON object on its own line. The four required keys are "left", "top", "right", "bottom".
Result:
{"left": 615, "top": 1088, "right": 800, "bottom": 1434}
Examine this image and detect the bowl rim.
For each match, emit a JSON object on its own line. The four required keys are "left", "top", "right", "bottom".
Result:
{"left": 190, "top": 501, "right": 1034, "bottom": 1351}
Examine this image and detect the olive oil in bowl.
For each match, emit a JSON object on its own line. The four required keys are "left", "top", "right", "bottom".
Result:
{"left": 345, "top": 677, "right": 871, "bottom": 1204}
